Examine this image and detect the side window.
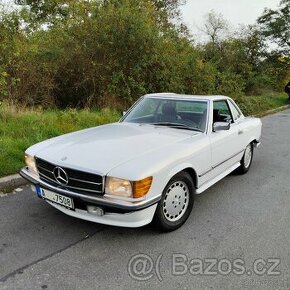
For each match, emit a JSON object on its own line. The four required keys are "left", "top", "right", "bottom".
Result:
{"left": 213, "top": 101, "right": 233, "bottom": 123}
{"left": 228, "top": 100, "right": 241, "bottom": 121}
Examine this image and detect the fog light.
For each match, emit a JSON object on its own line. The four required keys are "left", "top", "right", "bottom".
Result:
{"left": 87, "top": 206, "right": 104, "bottom": 216}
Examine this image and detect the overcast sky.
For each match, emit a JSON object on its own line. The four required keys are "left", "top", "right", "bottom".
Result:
{"left": 1, "top": 0, "right": 282, "bottom": 32}
{"left": 181, "top": 0, "right": 281, "bottom": 37}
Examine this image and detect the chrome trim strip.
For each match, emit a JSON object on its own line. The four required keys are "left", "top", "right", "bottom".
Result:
{"left": 39, "top": 173, "right": 103, "bottom": 194}
{"left": 69, "top": 177, "right": 102, "bottom": 185}
{"left": 37, "top": 165, "right": 52, "bottom": 173}
{"left": 198, "top": 167, "right": 212, "bottom": 177}
{"left": 20, "top": 168, "right": 160, "bottom": 211}
{"left": 60, "top": 184, "right": 102, "bottom": 194}
{"left": 212, "top": 149, "right": 244, "bottom": 169}
{"left": 196, "top": 162, "right": 241, "bottom": 194}
{"left": 39, "top": 172, "right": 55, "bottom": 183}
{"left": 36, "top": 157, "right": 104, "bottom": 193}
{"left": 198, "top": 149, "right": 244, "bottom": 177}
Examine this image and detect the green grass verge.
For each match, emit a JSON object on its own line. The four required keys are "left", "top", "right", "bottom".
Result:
{"left": 0, "top": 104, "right": 120, "bottom": 177}
{"left": 0, "top": 93, "right": 289, "bottom": 178}
{"left": 233, "top": 93, "right": 289, "bottom": 116}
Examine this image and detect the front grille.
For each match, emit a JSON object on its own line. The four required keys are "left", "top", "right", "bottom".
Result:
{"left": 35, "top": 158, "right": 104, "bottom": 195}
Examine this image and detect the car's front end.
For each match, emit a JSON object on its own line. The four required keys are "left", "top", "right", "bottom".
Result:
{"left": 20, "top": 153, "right": 160, "bottom": 227}
{"left": 20, "top": 120, "right": 198, "bottom": 228}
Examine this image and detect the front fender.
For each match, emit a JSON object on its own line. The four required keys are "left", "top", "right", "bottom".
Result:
{"left": 167, "top": 163, "right": 198, "bottom": 188}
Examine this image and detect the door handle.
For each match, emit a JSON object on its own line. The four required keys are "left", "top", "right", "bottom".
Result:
{"left": 238, "top": 130, "right": 244, "bottom": 135}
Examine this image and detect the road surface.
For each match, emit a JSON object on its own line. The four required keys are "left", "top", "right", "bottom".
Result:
{"left": 0, "top": 109, "right": 290, "bottom": 290}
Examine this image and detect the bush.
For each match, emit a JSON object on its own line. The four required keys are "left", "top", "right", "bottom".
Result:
{"left": 0, "top": 0, "right": 288, "bottom": 109}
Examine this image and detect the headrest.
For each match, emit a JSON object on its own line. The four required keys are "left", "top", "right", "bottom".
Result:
{"left": 162, "top": 103, "right": 176, "bottom": 116}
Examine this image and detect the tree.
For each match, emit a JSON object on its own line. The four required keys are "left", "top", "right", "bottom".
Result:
{"left": 0, "top": 0, "right": 287, "bottom": 108}
{"left": 14, "top": 0, "right": 186, "bottom": 27}
{"left": 258, "top": 0, "right": 290, "bottom": 56}
{"left": 0, "top": 6, "right": 23, "bottom": 102}
{"left": 201, "top": 10, "right": 228, "bottom": 46}
{"left": 14, "top": 0, "right": 99, "bottom": 30}
{"left": 152, "top": 0, "right": 185, "bottom": 18}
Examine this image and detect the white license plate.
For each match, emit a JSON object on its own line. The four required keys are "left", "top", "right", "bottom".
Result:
{"left": 40, "top": 188, "right": 74, "bottom": 210}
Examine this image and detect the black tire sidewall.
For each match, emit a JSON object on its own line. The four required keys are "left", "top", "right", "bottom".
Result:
{"left": 153, "top": 172, "right": 195, "bottom": 232}
{"left": 240, "top": 143, "right": 253, "bottom": 173}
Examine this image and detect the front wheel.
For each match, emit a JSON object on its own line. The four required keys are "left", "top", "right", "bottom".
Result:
{"left": 236, "top": 143, "right": 253, "bottom": 174}
{"left": 153, "top": 172, "right": 194, "bottom": 232}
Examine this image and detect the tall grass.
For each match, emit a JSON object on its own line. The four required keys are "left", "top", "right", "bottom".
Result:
{"left": 0, "top": 103, "right": 120, "bottom": 177}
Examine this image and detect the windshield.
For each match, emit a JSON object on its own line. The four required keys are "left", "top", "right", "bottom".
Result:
{"left": 122, "top": 97, "right": 208, "bottom": 132}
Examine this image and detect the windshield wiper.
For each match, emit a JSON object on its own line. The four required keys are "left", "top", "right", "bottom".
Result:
{"left": 151, "top": 122, "right": 203, "bottom": 132}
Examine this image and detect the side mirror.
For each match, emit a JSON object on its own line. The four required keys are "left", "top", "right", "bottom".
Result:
{"left": 122, "top": 111, "right": 127, "bottom": 116}
{"left": 213, "top": 122, "right": 230, "bottom": 132}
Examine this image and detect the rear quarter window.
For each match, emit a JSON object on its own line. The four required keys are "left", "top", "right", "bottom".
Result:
{"left": 228, "top": 100, "right": 241, "bottom": 121}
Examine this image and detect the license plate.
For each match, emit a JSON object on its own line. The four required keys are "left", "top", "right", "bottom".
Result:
{"left": 38, "top": 187, "right": 74, "bottom": 210}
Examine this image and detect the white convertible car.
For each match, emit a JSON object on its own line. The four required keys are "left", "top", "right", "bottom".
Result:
{"left": 21, "top": 94, "right": 262, "bottom": 231}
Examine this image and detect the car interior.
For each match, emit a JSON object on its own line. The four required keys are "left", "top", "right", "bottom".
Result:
{"left": 126, "top": 101, "right": 208, "bottom": 132}
{"left": 212, "top": 101, "right": 233, "bottom": 124}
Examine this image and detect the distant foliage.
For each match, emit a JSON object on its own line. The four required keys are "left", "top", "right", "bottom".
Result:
{"left": 258, "top": 0, "right": 290, "bottom": 57}
{"left": 0, "top": 0, "right": 289, "bottom": 108}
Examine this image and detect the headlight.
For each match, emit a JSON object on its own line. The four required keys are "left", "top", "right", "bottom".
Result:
{"left": 105, "top": 176, "right": 153, "bottom": 198}
{"left": 105, "top": 177, "right": 132, "bottom": 197}
{"left": 25, "top": 154, "right": 39, "bottom": 177}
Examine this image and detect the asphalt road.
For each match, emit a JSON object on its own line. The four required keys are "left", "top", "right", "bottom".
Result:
{"left": 0, "top": 109, "right": 290, "bottom": 290}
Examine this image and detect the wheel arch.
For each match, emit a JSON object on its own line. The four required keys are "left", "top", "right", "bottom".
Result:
{"left": 252, "top": 139, "right": 261, "bottom": 147}
{"left": 245, "top": 136, "right": 259, "bottom": 148}
{"left": 168, "top": 164, "right": 198, "bottom": 188}
{"left": 183, "top": 167, "right": 198, "bottom": 188}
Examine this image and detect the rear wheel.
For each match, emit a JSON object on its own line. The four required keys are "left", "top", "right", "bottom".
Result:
{"left": 236, "top": 143, "right": 253, "bottom": 174}
{"left": 153, "top": 172, "right": 194, "bottom": 232}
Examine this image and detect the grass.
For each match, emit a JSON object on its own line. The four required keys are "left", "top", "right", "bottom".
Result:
{"left": 234, "top": 93, "right": 289, "bottom": 116}
{"left": 0, "top": 104, "right": 120, "bottom": 177}
{"left": 0, "top": 93, "right": 289, "bottom": 178}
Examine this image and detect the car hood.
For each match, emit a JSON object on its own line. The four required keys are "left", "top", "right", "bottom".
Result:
{"left": 27, "top": 122, "right": 198, "bottom": 175}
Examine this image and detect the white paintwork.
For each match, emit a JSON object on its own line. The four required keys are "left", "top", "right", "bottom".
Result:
{"left": 196, "top": 162, "right": 241, "bottom": 194}
{"left": 46, "top": 200, "right": 158, "bottom": 228}
{"left": 24, "top": 94, "right": 262, "bottom": 227}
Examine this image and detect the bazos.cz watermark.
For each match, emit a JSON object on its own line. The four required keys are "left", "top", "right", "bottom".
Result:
{"left": 127, "top": 253, "right": 281, "bottom": 281}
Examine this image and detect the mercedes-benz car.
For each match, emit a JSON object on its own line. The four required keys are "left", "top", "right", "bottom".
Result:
{"left": 20, "top": 93, "right": 262, "bottom": 231}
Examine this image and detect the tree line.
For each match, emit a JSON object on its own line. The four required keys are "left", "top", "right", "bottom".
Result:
{"left": 0, "top": 0, "right": 289, "bottom": 108}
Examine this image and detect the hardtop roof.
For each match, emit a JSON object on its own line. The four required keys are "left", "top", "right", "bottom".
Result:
{"left": 144, "top": 93, "right": 231, "bottom": 101}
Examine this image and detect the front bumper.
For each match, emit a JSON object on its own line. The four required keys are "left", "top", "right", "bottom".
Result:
{"left": 254, "top": 140, "right": 261, "bottom": 148}
{"left": 46, "top": 200, "right": 157, "bottom": 228}
{"left": 20, "top": 167, "right": 160, "bottom": 227}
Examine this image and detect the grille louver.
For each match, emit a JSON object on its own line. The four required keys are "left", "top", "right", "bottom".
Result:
{"left": 35, "top": 158, "right": 104, "bottom": 195}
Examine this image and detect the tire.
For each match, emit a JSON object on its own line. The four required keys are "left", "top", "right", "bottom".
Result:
{"left": 153, "top": 172, "right": 195, "bottom": 232}
{"left": 236, "top": 143, "right": 253, "bottom": 174}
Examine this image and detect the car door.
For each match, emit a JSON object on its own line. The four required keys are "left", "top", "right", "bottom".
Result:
{"left": 209, "top": 100, "right": 245, "bottom": 178}
{"left": 227, "top": 99, "right": 249, "bottom": 149}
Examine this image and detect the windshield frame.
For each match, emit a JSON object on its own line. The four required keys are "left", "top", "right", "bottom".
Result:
{"left": 120, "top": 96, "right": 210, "bottom": 133}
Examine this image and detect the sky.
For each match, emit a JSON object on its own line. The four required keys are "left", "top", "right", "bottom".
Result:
{"left": 181, "top": 0, "right": 281, "bottom": 38}
{"left": 1, "top": 0, "right": 282, "bottom": 32}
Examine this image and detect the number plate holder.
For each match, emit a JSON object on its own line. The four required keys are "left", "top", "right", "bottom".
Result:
{"left": 37, "top": 187, "right": 75, "bottom": 210}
